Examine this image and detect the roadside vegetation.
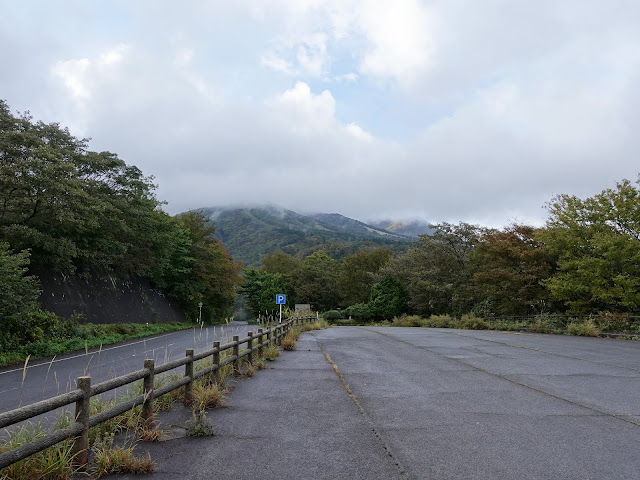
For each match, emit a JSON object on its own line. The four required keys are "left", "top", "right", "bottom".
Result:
{"left": 1, "top": 317, "right": 328, "bottom": 479}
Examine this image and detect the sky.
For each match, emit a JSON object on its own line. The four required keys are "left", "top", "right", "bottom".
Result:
{"left": 1, "top": 0, "right": 639, "bottom": 227}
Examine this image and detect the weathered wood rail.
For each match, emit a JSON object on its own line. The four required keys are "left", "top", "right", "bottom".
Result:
{"left": 0, "top": 315, "right": 314, "bottom": 469}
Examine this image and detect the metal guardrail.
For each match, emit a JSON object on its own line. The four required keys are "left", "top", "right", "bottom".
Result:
{"left": 0, "top": 315, "right": 314, "bottom": 469}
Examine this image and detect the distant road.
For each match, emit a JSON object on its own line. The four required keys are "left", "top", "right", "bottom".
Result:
{"left": 0, "top": 322, "right": 255, "bottom": 416}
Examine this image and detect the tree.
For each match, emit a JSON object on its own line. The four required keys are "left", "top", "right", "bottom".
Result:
{"left": 383, "top": 223, "right": 487, "bottom": 316}
{"left": 0, "top": 243, "right": 43, "bottom": 350}
{"left": 173, "top": 211, "right": 243, "bottom": 321}
{"left": 538, "top": 177, "right": 640, "bottom": 313}
{"left": 368, "top": 277, "right": 407, "bottom": 319}
{"left": 294, "top": 251, "right": 340, "bottom": 311}
{"left": 470, "top": 225, "right": 555, "bottom": 316}
{"left": 261, "top": 251, "right": 302, "bottom": 277}
{"left": 0, "top": 100, "right": 161, "bottom": 276}
{"left": 337, "top": 248, "right": 393, "bottom": 307}
{"left": 240, "top": 269, "right": 291, "bottom": 317}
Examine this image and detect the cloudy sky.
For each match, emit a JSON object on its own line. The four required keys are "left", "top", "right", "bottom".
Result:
{"left": 2, "top": 1, "right": 639, "bottom": 227}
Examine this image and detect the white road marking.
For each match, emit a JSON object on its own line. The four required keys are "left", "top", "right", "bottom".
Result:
{"left": 0, "top": 332, "right": 188, "bottom": 376}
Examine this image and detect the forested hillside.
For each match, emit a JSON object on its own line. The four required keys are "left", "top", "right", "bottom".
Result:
{"left": 0, "top": 101, "right": 242, "bottom": 353}
{"left": 200, "top": 206, "right": 411, "bottom": 267}
{"left": 242, "top": 177, "right": 640, "bottom": 327}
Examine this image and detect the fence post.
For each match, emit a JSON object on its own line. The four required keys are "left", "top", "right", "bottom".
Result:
{"left": 213, "top": 341, "right": 221, "bottom": 384}
{"left": 247, "top": 331, "right": 254, "bottom": 365}
{"left": 143, "top": 359, "right": 154, "bottom": 429}
{"left": 233, "top": 336, "right": 240, "bottom": 375}
{"left": 185, "top": 349, "right": 194, "bottom": 404}
{"left": 72, "top": 376, "right": 91, "bottom": 468}
{"left": 258, "top": 328, "right": 264, "bottom": 356}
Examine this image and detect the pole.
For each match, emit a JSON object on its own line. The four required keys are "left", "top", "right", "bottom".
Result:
{"left": 279, "top": 303, "right": 282, "bottom": 323}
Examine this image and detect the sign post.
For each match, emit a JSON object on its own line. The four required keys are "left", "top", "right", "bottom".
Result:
{"left": 276, "top": 294, "right": 286, "bottom": 323}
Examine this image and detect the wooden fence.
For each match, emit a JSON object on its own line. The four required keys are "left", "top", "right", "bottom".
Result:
{"left": 0, "top": 315, "right": 314, "bottom": 469}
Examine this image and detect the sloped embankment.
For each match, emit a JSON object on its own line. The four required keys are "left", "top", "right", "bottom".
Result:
{"left": 35, "top": 270, "right": 186, "bottom": 324}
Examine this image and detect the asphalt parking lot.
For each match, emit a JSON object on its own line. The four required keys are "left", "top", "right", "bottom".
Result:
{"left": 120, "top": 326, "right": 640, "bottom": 479}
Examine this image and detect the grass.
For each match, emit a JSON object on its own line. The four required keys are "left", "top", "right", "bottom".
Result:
{"left": 384, "top": 313, "right": 633, "bottom": 338}
{"left": 0, "top": 420, "right": 79, "bottom": 480}
{"left": 262, "top": 344, "right": 281, "bottom": 361}
{"left": 91, "top": 434, "right": 154, "bottom": 478}
{"left": 191, "top": 382, "right": 227, "bottom": 412}
{"left": 0, "top": 322, "right": 193, "bottom": 367}
{"left": 281, "top": 334, "right": 297, "bottom": 351}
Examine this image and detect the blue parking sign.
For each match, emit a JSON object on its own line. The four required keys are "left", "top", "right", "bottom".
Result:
{"left": 276, "top": 294, "right": 286, "bottom": 305}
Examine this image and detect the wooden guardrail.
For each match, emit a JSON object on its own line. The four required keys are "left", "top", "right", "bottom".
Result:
{"left": 0, "top": 315, "right": 314, "bottom": 469}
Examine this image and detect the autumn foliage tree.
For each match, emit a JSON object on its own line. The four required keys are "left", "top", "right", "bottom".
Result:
{"left": 470, "top": 225, "right": 555, "bottom": 316}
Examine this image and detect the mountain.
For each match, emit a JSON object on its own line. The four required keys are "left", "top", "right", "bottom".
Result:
{"left": 368, "top": 220, "right": 434, "bottom": 238}
{"left": 198, "top": 205, "right": 412, "bottom": 267}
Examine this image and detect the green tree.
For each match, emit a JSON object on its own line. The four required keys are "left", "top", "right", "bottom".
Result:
{"left": 294, "top": 251, "right": 340, "bottom": 311}
{"left": 0, "top": 100, "right": 160, "bottom": 276}
{"left": 337, "top": 248, "right": 393, "bottom": 307}
{"left": 538, "top": 177, "right": 640, "bottom": 313}
{"left": 261, "top": 251, "right": 302, "bottom": 276}
{"left": 0, "top": 243, "right": 45, "bottom": 350}
{"left": 240, "top": 269, "right": 291, "bottom": 317}
{"left": 368, "top": 276, "right": 407, "bottom": 319}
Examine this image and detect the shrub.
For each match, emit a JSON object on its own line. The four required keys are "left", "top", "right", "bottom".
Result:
{"left": 392, "top": 315, "right": 428, "bottom": 327}
{"left": 567, "top": 320, "right": 601, "bottom": 337}
{"left": 322, "top": 310, "right": 343, "bottom": 323}
{"left": 427, "top": 314, "right": 453, "bottom": 328}
{"left": 459, "top": 314, "right": 488, "bottom": 330}
{"left": 345, "top": 303, "right": 374, "bottom": 322}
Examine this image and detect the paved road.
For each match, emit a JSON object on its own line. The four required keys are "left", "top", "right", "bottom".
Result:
{"left": 122, "top": 326, "right": 640, "bottom": 480}
{"left": 0, "top": 322, "right": 254, "bottom": 416}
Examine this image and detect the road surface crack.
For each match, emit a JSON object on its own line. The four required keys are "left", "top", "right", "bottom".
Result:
{"left": 317, "top": 342, "right": 410, "bottom": 479}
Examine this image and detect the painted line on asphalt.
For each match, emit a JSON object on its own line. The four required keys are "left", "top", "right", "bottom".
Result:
{"left": 0, "top": 331, "right": 190, "bottom": 376}
{"left": 317, "top": 341, "right": 409, "bottom": 478}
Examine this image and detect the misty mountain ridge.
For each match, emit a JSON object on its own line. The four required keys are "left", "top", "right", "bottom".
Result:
{"left": 196, "top": 205, "right": 427, "bottom": 267}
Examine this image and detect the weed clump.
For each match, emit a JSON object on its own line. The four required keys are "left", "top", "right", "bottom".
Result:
{"left": 567, "top": 319, "right": 601, "bottom": 337}
{"left": 91, "top": 434, "right": 154, "bottom": 478}
{"left": 186, "top": 411, "right": 215, "bottom": 437}
{"left": 282, "top": 333, "right": 297, "bottom": 351}
{"left": 262, "top": 344, "right": 280, "bottom": 361}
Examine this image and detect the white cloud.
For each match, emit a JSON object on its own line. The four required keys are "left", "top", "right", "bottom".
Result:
{"left": 4, "top": 0, "right": 640, "bottom": 229}
{"left": 51, "top": 44, "right": 129, "bottom": 105}
{"left": 266, "top": 81, "right": 336, "bottom": 133}
{"left": 356, "top": 0, "right": 438, "bottom": 85}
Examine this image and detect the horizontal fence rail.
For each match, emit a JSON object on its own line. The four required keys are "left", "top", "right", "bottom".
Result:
{"left": 0, "top": 315, "right": 315, "bottom": 470}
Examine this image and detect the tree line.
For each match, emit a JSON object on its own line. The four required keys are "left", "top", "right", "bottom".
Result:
{"left": 242, "top": 176, "right": 640, "bottom": 320}
{"left": 0, "top": 100, "right": 242, "bottom": 351}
